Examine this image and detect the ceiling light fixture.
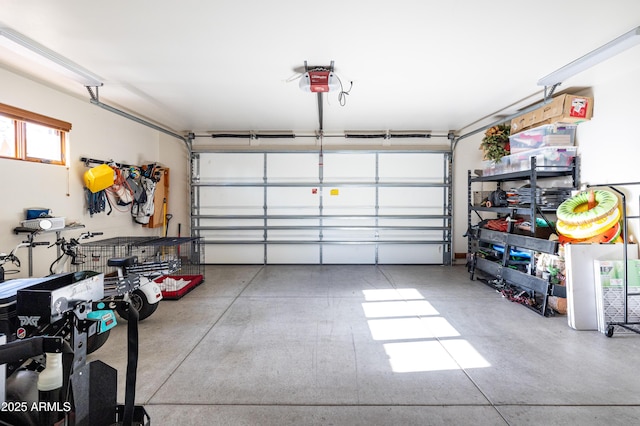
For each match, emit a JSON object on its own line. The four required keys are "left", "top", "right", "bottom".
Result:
{"left": 537, "top": 25, "right": 640, "bottom": 88}
{"left": 0, "top": 25, "right": 103, "bottom": 87}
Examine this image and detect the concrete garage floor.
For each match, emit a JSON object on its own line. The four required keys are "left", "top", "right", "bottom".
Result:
{"left": 91, "top": 265, "right": 640, "bottom": 425}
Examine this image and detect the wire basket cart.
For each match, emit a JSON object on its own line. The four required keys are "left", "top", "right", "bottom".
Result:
{"left": 73, "top": 236, "right": 204, "bottom": 299}
{"left": 587, "top": 182, "right": 640, "bottom": 337}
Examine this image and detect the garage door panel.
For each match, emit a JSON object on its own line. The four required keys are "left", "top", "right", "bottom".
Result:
{"left": 194, "top": 151, "right": 450, "bottom": 264}
{"left": 322, "top": 217, "right": 376, "bottom": 228}
{"left": 378, "top": 245, "right": 442, "bottom": 264}
{"left": 267, "top": 187, "right": 319, "bottom": 215}
{"left": 378, "top": 153, "right": 444, "bottom": 181}
{"left": 266, "top": 148, "right": 317, "bottom": 247}
{"left": 199, "top": 153, "right": 264, "bottom": 181}
{"left": 206, "top": 244, "right": 264, "bottom": 264}
{"left": 267, "top": 245, "right": 320, "bottom": 263}
{"left": 377, "top": 218, "right": 445, "bottom": 241}
{"left": 377, "top": 218, "right": 443, "bottom": 226}
{"left": 323, "top": 153, "right": 375, "bottom": 181}
{"left": 198, "top": 187, "right": 263, "bottom": 215}
{"left": 267, "top": 153, "right": 318, "bottom": 181}
{"left": 266, "top": 186, "right": 317, "bottom": 259}
{"left": 323, "top": 187, "right": 375, "bottom": 213}
{"left": 199, "top": 229, "right": 263, "bottom": 241}
{"left": 200, "top": 218, "right": 263, "bottom": 227}
{"left": 267, "top": 229, "right": 319, "bottom": 241}
{"left": 378, "top": 187, "right": 445, "bottom": 210}
{"left": 322, "top": 229, "right": 375, "bottom": 241}
{"left": 267, "top": 218, "right": 319, "bottom": 226}
{"left": 322, "top": 245, "right": 376, "bottom": 264}
{"left": 377, "top": 229, "right": 445, "bottom": 241}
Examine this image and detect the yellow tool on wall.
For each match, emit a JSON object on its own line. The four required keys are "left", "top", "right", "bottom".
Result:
{"left": 84, "top": 163, "right": 115, "bottom": 193}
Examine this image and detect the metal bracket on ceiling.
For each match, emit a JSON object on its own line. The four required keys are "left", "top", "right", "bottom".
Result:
{"left": 447, "top": 132, "right": 456, "bottom": 147}
{"left": 83, "top": 80, "right": 189, "bottom": 148}
{"left": 86, "top": 85, "right": 99, "bottom": 102}
{"left": 543, "top": 83, "right": 561, "bottom": 102}
{"left": 317, "top": 91, "right": 324, "bottom": 132}
{"left": 301, "top": 60, "right": 336, "bottom": 146}
{"left": 304, "top": 60, "right": 334, "bottom": 73}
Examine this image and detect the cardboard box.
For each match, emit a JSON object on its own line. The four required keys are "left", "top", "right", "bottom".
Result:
{"left": 596, "top": 259, "right": 640, "bottom": 287}
{"left": 511, "top": 115, "right": 528, "bottom": 134}
{"left": 511, "top": 108, "right": 545, "bottom": 134}
{"left": 542, "top": 94, "right": 593, "bottom": 123}
{"left": 510, "top": 94, "right": 593, "bottom": 133}
{"left": 528, "top": 107, "right": 545, "bottom": 128}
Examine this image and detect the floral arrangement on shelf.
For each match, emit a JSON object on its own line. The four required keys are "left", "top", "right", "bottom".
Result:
{"left": 480, "top": 124, "right": 511, "bottom": 162}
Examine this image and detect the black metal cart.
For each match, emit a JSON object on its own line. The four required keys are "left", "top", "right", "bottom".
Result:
{"left": 587, "top": 182, "right": 640, "bottom": 337}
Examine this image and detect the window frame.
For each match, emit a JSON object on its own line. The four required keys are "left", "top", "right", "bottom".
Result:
{"left": 0, "top": 103, "right": 71, "bottom": 166}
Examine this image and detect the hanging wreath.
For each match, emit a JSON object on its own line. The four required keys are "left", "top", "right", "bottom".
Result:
{"left": 480, "top": 124, "right": 511, "bottom": 162}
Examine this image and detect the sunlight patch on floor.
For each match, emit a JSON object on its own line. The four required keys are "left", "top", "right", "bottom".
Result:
{"left": 362, "top": 288, "right": 490, "bottom": 373}
{"left": 362, "top": 288, "right": 424, "bottom": 301}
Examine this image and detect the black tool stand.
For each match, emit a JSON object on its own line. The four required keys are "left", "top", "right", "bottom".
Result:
{"left": 0, "top": 296, "right": 149, "bottom": 425}
{"left": 12, "top": 227, "right": 50, "bottom": 277}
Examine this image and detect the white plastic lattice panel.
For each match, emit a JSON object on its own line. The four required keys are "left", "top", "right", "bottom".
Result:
{"left": 600, "top": 288, "right": 640, "bottom": 333}
{"left": 566, "top": 244, "right": 638, "bottom": 330}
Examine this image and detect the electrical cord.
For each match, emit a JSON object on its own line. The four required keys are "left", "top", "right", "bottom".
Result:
{"left": 292, "top": 65, "right": 353, "bottom": 106}
{"left": 336, "top": 75, "right": 353, "bottom": 106}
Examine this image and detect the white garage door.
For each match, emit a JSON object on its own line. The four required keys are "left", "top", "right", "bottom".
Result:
{"left": 192, "top": 150, "right": 451, "bottom": 264}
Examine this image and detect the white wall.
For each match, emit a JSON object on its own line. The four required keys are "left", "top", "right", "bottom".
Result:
{"left": 453, "top": 49, "right": 640, "bottom": 262}
{"left": 0, "top": 68, "right": 189, "bottom": 277}
{"left": 158, "top": 132, "right": 191, "bottom": 238}
{"left": 452, "top": 131, "right": 485, "bottom": 263}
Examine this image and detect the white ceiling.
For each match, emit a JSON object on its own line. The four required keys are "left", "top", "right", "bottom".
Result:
{"left": 1, "top": 1, "right": 640, "bottom": 137}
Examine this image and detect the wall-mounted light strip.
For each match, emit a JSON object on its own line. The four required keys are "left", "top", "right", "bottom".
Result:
{"left": 538, "top": 25, "right": 640, "bottom": 87}
{"left": 0, "top": 26, "right": 103, "bottom": 87}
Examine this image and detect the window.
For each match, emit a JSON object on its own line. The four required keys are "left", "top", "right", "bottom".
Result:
{"left": 0, "top": 103, "right": 71, "bottom": 165}
{"left": 0, "top": 115, "right": 16, "bottom": 157}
